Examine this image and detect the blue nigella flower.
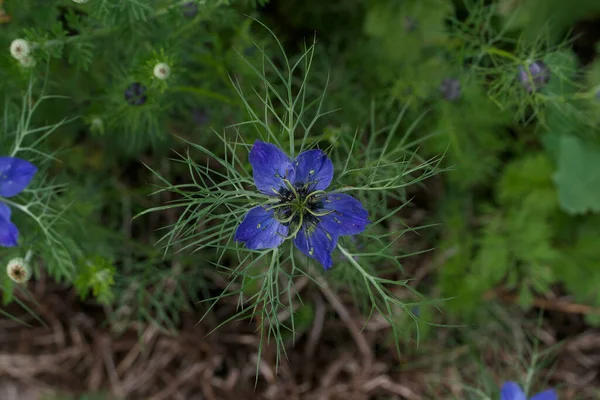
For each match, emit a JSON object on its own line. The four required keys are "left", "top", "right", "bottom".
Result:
{"left": 500, "top": 381, "right": 557, "bottom": 400}
{"left": 234, "top": 141, "right": 369, "bottom": 270}
{"left": 0, "top": 156, "right": 37, "bottom": 247}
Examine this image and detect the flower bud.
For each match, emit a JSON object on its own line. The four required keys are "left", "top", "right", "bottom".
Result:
{"left": 183, "top": 2, "right": 199, "bottom": 18}
{"left": 10, "top": 39, "right": 30, "bottom": 60}
{"left": 153, "top": 62, "right": 171, "bottom": 80}
{"left": 72, "top": 0, "right": 89, "bottom": 3}
{"left": 518, "top": 60, "right": 550, "bottom": 92}
{"left": 439, "top": 78, "right": 461, "bottom": 102}
{"left": 124, "top": 82, "right": 147, "bottom": 106}
{"left": 90, "top": 117, "right": 104, "bottom": 134}
{"left": 6, "top": 257, "right": 32, "bottom": 284}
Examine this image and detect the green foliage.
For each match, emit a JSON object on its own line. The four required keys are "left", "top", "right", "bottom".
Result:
{"left": 364, "top": 0, "right": 454, "bottom": 66}
{"left": 0, "top": 86, "right": 85, "bottom": 304}
{"left": 497, "top": 0, "right": 600, "bottom": 44}
{"left": 441, "top": 154, "right": 559, "bottom": 312}
{"left": 74, "top": 255, "right": 116, "bottom": 304}
{"left": 553, "top": 134, "right": 600, "bottom": 214}
{"left": 0, "top": 0, "right": 273, "bottom": 333}
{"left": 3, "top": 0, "right": 600, "bottom": 395}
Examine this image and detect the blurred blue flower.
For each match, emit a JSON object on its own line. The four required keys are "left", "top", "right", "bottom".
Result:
{"left": 500, "top": 381, "right": 557, "bottom": 400}
{"left": 517, "top": 61, "right": 550, "bottom": 92}
{"left": 439, "top": 78, "right": 461, "bottom": 102}
{"left": 0, "top": 156, "right": 37, "bottom": 247}
{"left": 235, "top": 141, "right": 369, "bottom": 270}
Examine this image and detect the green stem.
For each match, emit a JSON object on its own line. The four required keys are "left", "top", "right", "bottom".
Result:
{"left": 486, "top": 47, "right": 520, "bottom": 63}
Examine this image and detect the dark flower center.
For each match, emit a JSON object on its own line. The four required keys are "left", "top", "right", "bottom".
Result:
{"left": 273, "top": 180, "right": 327, "bottom": 234}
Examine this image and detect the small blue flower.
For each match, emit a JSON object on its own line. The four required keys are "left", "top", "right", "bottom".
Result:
{"left": 235, "top": 141, "right": 370, "bottom": 270}
{"left": 439, "top": 78, "right": 461, "bottom": 102}
{"left": 0, "top": 156, "right": 37, "bottom": 247}
{"left": 500, "top": 381, "right": 557, "bottom": 400}
{"left": 517, "top": 61, "right": 550, "bottom": 93}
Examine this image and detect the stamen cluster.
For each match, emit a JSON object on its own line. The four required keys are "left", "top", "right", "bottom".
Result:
{"left": 271, "top": 179, "right": 331, "bottom": 239}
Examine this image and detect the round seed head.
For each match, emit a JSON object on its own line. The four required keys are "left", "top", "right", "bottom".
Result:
{"left": 153, "top": 62, "right": 171, "bottom": 80}
{"left": 124, "top": 82, "right": 147, "bottom": 106}
{"left": 6, "top": 257, "right": 32, "bottom": 284}
{"left": 439, "top": 78, "right": 461, "bottom": 102}
{"left": 518, "top": 60, "right": 550, "bottom": 92}
{"left": 10, "top": 39, "right": 31, "bottom": 60}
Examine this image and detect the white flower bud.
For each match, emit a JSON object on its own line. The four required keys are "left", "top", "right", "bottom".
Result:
{"left": 18, "top": 55, "right": 36, "bottom": 68}
{"left": 153, "top": 62, "right": 171, "bottom": 80}
{"left": 10, "top": 39, "right": 30, "bottom": 60}
{"left": 90, "top": 117, "right": 104, "bottom": 134}
{"left": 72, "top": 0, "right": 89, "bottom": 3}
{"left": 6, "top": 257, "right": 32, "bottom": 284}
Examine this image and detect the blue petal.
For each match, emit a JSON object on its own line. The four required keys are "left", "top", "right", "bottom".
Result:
{"left": 319, "top": 194, "right": 369, "bottom": 236}
{"left": 293, "top": 149, "right": 333, "bottom": 191}
{"left": 294, "top": 223, "right": 337, "bottom": 270}
{"left": 530, "top": 390, "right": 557, "bottom": 400}
{"left": 249, "top": 141, "right": 295, "bottom": 195}
{"left": 0, "top": 202, "right": 18, "bottom": 247}
{"left": 235, "top": 205, "right": 288, "bottom": 249}
{"left": 500, "top": 382, "right": 527, "bottom": 400}
{"left": 0, "top": 156, "right": 37, "bottom": 198}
